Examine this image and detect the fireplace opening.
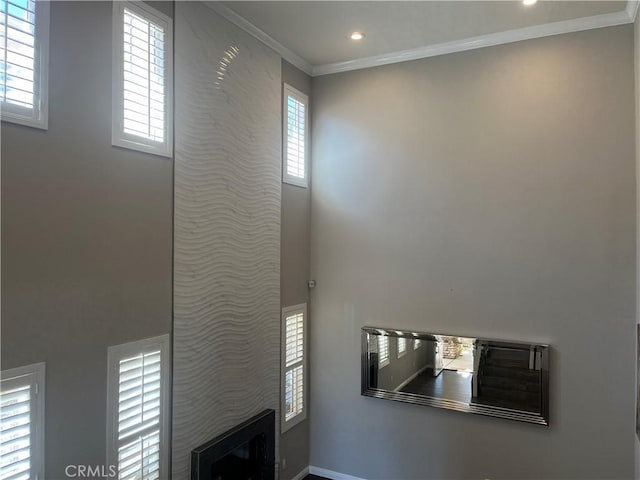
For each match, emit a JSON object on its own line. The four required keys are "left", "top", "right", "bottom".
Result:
{"left": 191, "top": 409, "right": 275, "bottom": 480}
{"left": 211, "top": 433, "right": 264, "bottom": 479}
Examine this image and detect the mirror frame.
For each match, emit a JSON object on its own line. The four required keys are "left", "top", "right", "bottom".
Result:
{"left": 361, "top": 327, "right": 550, "bottom": 426}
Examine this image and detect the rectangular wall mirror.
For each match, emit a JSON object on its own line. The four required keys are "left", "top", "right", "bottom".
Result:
{"left": 361, "top": 327, "right": 549, "bottom": 425}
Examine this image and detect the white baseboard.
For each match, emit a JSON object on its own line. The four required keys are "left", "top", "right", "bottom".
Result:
{"left": 393, "top": 364, "right": 430, "bottom": 392}
{"left": 288, "top": 466, "right": 310, "bottom": 480}
{"left": 309, "top": 465, "right": 367, "bottom": 480}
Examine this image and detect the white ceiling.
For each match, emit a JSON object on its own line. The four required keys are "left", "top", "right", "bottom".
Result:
{"left": 217, "top": 1, "right": 633, "bottom": 74}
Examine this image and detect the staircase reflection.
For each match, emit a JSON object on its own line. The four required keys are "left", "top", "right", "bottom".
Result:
{"left": 472, "top": 342, "right": 542, "bottom": 412}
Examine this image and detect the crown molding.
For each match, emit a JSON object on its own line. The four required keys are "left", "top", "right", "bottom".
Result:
{"left": 312, "top": 9, "right": 633, "bottom": 76}
{"left": 626, "top": 0, "right": 639, "bottom": 22}
{"left": 203, "top": 1, "right": 313, "bottom": 75}
{"left": 201, "top": 1, "right": 635, "bottom": 78}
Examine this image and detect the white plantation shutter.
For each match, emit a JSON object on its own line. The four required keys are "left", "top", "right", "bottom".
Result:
{"left": 1, "top": 0, "right": 35, "bottom": 108}
{"left": 285, "top": 313, "right": 304, "bottom": 368}
{"left": 122, "top": 8, "right": 165, "bottom": 142}
{"left": 398, "top": 337, "right": 407, "bottom": 357}
{"left": 112, "top": 2, "right": 172, "bottom": 157}
{"left": 117, "top": 430, "right": 160, "bottom": 480}
{"left": 0, "top": 363, "right": 45, "bottom": 480}
{"left": 0, "top": 0, "right": 48, "bottom": 128}
{"left": 378, "top": 335, "right": 389, "bottom": 367}
{"left": 283, "top": 84, "right": 308, "bottom": 187}
{"left": 118, "top": 351, "right": 161, "bottom": 439}
{"left": 281, "top": 304, "right": 307, "bottom": 432}
{"left": 286, "top": 97, "right": 305, "bottom": 177}
{"left": 285, "top": 312, "right": 304, "bottom": 420}
{"left": 107, "top": 336, "right": 169, "bottom": 480}
{"left": 1, "top": 386, "right": 31, "bottom": 479}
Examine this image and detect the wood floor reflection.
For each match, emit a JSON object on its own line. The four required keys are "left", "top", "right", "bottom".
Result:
{"left": 399, "top": 367, "right": 541, "bottom": 412}
{"left": 400, "top": 369, "right": 472, "bottom": 403}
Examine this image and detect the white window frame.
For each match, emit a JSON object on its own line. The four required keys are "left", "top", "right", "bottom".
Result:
{"left": 281, "top": 303, "right": 307, "bottom": 433}
{"left": 112, "top": 1, "right": 173, "bottom": 157}
{"left": 106, "top": 334, "right": 170, "bottom": 479}
{"left": 378, "top": 335, "right": 390, "bottom": 368}
{"left": 0, "top": 362, "right": 45, "bottom": 480}
{"left": 282, "top": 83, "right": 309, "bottom": 188}
{"left": 1, "top": 0, "right": 49, "bottom": 129}
{"left": 397, "top": 337, "right": 407, "bottom": 358}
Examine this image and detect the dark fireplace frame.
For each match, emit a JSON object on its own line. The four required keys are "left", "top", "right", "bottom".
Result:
{"left": 191, "top": 409, "right": 275, "bottom": 480}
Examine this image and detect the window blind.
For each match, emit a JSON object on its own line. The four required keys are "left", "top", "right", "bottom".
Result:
{"left": 378, "top": 336, "right": 389, "bottom": 365}
{"left": 286, "top": 94, "right": 306, "bottom": 179}
{"left": 0, "top": 0, "right": 36, "bottom": 109}
{"left": 284, "top": 312, "right": 304, "bottom": 421}
{"left": 285, "top": 313, "right": 304, "bottom": 367}
{"left": 118, "top": 430, "right": 160, "bottom": 480}
{"left": 122, "top": 7, "right": 165, "bottom": 143}
{"left": 0, "top": 385, "right": 31, "bottom": 480}
{"left": 117, "top": 350, "right": 161, "bottom": 480}
{"left": 0, "top": 364, "right": 43, "bottom": 480}
{"left": 284, "top": 366, "right": 304, "bottom": 421}
{"left": 282, "top": 84, "right": 308, "bottom": 187}
{"left": 398, "top": 337, "right": 407, "bottom": 356}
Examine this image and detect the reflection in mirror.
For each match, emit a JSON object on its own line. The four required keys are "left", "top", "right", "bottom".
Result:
{"left": 362, "top": 328, "right": 549, "bottom": 425}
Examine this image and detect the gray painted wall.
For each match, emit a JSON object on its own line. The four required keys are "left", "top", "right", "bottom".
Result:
{"left": 1, "top": 2, "right": 173, "bottom": 478}
{"left": 280, "top": 59, "right": 312, "bottom": 480}
{"left": 310, "top": 25, "right": 636, "bottom": 479}
{"left": 172, "top": 3, "right": 281, "bottom": 477}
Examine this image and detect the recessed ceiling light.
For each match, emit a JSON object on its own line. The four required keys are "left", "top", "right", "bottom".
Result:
{"left": 350, "top": 31, "right": 365, "bottom": 41}
{"left": 522, "top": 0, "right": 538, "bottom": 5}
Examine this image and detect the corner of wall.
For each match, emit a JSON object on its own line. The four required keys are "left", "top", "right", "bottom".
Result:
{"left": 634, "top": 10, "right": 640, "bottom": 480}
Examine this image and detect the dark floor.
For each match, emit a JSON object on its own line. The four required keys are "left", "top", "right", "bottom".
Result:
{"left": 399, "top": 368, "right": 540, "bottom": 412}
{"left": 304, "top": 475, "right": 331, "bottom": 480}
{"left": 400, "top": 368, "right": 472, "bottom": 403}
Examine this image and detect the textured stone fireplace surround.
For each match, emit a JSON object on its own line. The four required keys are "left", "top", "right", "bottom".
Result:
{"left": 172, "top": 3, "right": 281, "bottom": 477}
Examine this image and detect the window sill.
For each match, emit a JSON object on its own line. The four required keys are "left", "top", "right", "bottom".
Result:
{"left": 2, "top": 110, "right": 48, "bottom": 130}
{"left": 112, "top": 136, "right": 172, "bottom": 158}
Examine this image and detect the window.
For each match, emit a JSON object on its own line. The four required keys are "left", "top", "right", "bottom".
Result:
{"left": 0, "top": 0, "right": 49, "bottom": 129}
{"left": 398, "top": 337, "right": 407, "bottom": 358}
{"left": 112, "top": 1, "right": 173, "bottom": 157}
{"left": 281, "top": 304, "right": 307, "bottom": 432}
{"left": 107, "top": 335, "right": 170, "bottom": 480}
{"left": 0, "top": 362, "right": 45, "bottom": 480}
{"left": 414, "top": 338, "right": 421, "bottom": 350}
{"left": 283, "top": 84, "right": 308, "bottom": 187}
{"left": 378, "top": 335, "right": 389, "bottom": 368}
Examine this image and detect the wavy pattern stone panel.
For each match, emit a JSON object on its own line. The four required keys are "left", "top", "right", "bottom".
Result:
{"left": 173, "top": 3, "right": 281, "bottom": 478}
